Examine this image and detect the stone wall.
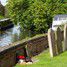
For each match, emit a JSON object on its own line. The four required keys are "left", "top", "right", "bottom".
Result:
{"left": 27, "top": 36, "right": 48, "bottom": 57}
{"left": 0, "top": 42, "right": 26, "bottom": 67}
{"left": 0, "top": 34, "right": 48, "bottom": 67}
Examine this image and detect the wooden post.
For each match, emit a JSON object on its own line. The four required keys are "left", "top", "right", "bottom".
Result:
{"left": 48, "top": 28, "right": 57, "bottom": 57}
{"left": 63, "top": 24, "right": 67, "bottom": 51}
{"left": 55, "top": 27, "right": 63, "bottom": 54}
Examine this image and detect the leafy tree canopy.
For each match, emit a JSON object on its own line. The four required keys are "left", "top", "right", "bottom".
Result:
{"left": 6, "top": 0, "right": 67, "bottom": 33}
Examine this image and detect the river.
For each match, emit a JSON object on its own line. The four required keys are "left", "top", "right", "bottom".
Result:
{"left": 0, "top": 25, "right": 28, "bottom": 46}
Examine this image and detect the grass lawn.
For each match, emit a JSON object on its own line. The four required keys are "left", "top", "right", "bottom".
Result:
{"left": 15, "top": 49, "right": 67, "bottom": 67}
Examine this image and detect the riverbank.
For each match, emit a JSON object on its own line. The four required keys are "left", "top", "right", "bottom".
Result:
{"left": 15, "top": 49, "right": 67, "bottom": 67}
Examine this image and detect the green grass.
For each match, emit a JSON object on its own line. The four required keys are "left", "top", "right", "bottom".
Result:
{"left": 15, "top": 49, "right": 67, "bottom": 67}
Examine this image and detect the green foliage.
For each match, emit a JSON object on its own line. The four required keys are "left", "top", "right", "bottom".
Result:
{"left": 7, "top": 0, "right": 66, "bottom": 33}
{"left": 21, "top": 1, "right": 48, "bottom": 33}
{"left": 0, "top": 15, "right": 4, "bottom": 19}
{"left": 6, "top": 0, "right": 29, "bottom": 24}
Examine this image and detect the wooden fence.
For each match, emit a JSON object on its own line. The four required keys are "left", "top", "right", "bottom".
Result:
{"left": 48, "top": 25, "right": 67, "bottom": 57}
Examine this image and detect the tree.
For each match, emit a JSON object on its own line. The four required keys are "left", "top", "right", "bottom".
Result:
{"left": 6, "top": 0, "right": 29, "bottom": 24}
{"left": 7, "top": 0, "right": 66, "bottom": 34}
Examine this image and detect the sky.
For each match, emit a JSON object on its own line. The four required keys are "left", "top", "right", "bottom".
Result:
{"left": 0, "top": 0, "right": 7, "bottom": 6}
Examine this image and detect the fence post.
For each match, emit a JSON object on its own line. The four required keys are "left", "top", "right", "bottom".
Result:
{"left": 55, "top": 27, "right": 63, "bottom": 54}
{"left": 64, "top": 25, "right": 67, "bottom": 51}
{"left": 48, "top": 28, "right": 57, "bottom": 57}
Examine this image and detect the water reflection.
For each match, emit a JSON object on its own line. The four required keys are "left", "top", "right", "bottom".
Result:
{"left": 0, "top": 25, "right": 23, "bottom": 46}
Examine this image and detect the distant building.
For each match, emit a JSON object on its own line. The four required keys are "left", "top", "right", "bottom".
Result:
{"left": 0, "top": 1, "right": 5, "bottom": 16}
